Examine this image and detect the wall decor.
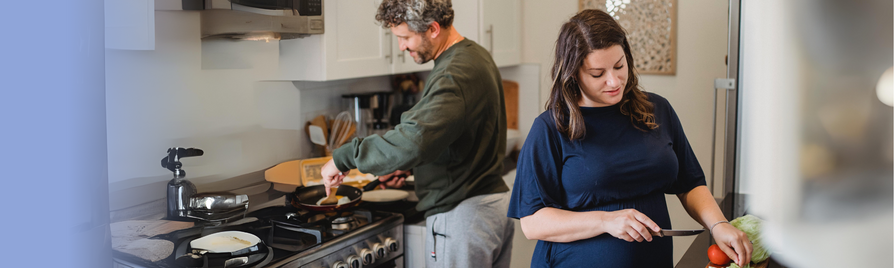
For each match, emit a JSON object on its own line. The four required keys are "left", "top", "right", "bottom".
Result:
{"left": 580, "top": 0, "right": 677, "bottom": 75}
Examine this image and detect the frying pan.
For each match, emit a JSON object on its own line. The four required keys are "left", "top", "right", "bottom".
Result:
{"left": 173, "top": 230, "right": 273, "bottom": 268}
{"left": 358, "top": 175, "right": 410, "bottom": 203}
{"left": 289, "top": 185, "right": 363, "bottom": 212}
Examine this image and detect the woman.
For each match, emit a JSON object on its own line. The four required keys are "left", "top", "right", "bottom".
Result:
{"left": 508, "top": 9, "right": 752, "bottom": 267}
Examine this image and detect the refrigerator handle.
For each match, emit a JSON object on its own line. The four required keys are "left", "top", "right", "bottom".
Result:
{"left": 711, "top": 78, "right": 736, "bottom": 197}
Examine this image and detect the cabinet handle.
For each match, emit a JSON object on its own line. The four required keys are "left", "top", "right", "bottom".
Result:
{"left": 385, "top": 31, "right": 393, "bottom": 64}
{"left": 486, "top": 24, "right": 494, "bottom": 54}
{"left": 399, "top": 51, "right": 405, "bottom": 63}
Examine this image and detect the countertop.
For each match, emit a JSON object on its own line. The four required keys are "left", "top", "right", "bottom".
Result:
{"left": 674, "top": 230, "right": 787, "bottom": 268}
{"left": 109, "top": 155, "right": 517, "bottom": 224}
{"left": 675, "top": 194, "right": 787, "bottom": 268}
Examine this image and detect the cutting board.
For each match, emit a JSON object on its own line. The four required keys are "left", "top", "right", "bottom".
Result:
{"left": 706, "top": 260, "right": 768, "bottom": 268}
{"left": 503, "top": 80, "right": 519, "bottom": 130}
{"left": 264, "top": 160, "right": 303, "bottom": 185}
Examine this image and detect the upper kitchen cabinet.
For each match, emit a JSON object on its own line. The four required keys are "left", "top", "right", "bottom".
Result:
{"left": 279, "top": 0, "right": 392, "bottom": 81}
{"left": 278, "top": 0, "right": 518, "bottom": 81}
{"left": 481, "top": 0, "right": 521, "bottom": 67}
{"left": 453, "top": 0, "right": 521, "bottom": 67}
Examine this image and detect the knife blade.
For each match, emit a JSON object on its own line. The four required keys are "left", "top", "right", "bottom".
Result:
{"left": 650, "top": 229, "right": 705, "bottom": 237}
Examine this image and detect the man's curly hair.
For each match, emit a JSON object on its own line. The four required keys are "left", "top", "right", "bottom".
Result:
{"left": 375, "top": 0, "right": 454, "bottom": 33}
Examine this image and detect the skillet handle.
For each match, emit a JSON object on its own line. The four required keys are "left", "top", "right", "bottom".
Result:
{"left": 363, "top": 179, "right": 382, "bottom": 191}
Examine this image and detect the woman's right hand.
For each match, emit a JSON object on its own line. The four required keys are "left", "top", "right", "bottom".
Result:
{"left": 599, "top": 209, "right": 662, "bottom": 242}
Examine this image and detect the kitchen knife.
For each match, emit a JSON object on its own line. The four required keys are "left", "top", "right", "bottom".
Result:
{"left": 650, "top": 229, "right": 705, "bottom": 237}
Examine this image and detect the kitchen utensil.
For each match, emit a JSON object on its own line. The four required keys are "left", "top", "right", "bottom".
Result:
{"left": 361, "top": 189, "right": 409, "bottom": 203}
{"left": 309, "top": 115, "right": 328, "bottom": 138}
{"left": 327, "top": 111, "right": 353, "bottom": 154}
{"left": 319, "top": 187, "right": 339, "bottom": 205}
{"left": 264, "top": 160, "right": 303, "bottom": 186}
{"left": 650, "top": 229, "right": 705, "bottom": 237}
{"left": 308, "top": 125, "right": 327, "bottom": 146}
{"left": 308, "top": 115, "right": 329, "bottom": 155}
{"left": 338, "top": 121, "right": 356, "bottom": 146}
{"left": 289, "top": 185, "right": 363, "bottom": 212}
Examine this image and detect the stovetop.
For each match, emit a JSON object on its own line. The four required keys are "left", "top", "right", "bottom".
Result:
{"left": 248, "top": 206, "right": 392, "bottom": 261}
{"left": 113, "top": 205, "right": 404, "bottom": 268}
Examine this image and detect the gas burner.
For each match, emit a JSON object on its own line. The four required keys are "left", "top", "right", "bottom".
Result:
{"left": 330, "top": 216, "right": 359, "bottom": 231}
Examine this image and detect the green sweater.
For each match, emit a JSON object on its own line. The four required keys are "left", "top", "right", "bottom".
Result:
{"left": 332, "top": 39, "right": 509, "bottom": 217}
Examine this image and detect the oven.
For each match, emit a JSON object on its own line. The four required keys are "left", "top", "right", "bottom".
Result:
{"left": 112, "top": 204, "right": 404, "bottom": 268}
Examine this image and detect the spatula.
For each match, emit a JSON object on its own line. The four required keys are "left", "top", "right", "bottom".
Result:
{"left": 308, "top": 125, "right": 327, "bottom": 146}
{"left": 319, "top": 187, "right": 339, "bottom": 205}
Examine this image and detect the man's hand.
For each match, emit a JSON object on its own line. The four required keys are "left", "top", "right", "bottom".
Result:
{"left": 320, "top": 159, "right": 346, "bottom": 197}
{"left": 377, "top": 170, "right": 411, "bottom": 189}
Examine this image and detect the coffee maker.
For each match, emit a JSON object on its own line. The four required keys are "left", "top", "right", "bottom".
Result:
{"left": 342, "top": 92, "right": 393, "bottom": 137}
{"left": 369, "top": 91, "right": 393, "bottom": 136}
{"left": 341, "top": 94, "right": 371, "bottom": 137}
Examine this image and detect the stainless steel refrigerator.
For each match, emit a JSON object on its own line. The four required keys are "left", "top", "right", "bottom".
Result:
{"left": 717, "top": 0, "right": 892, "bottom": 267}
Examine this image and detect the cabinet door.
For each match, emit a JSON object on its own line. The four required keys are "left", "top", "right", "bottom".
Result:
{"left": 391, "top": 36, "right": 435, "bottom": 74}
{"left": 480, "top": 0, "right": 521, "bottom": 67}
{"left": 324, "top": 0, "right": 392, "bottom": 80}
{"left": 452, "top": 0, "right": 480, "bottom": 43}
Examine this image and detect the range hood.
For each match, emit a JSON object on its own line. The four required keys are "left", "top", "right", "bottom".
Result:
{"left": 184, "top": 0, "right": 324, "bottom": 40}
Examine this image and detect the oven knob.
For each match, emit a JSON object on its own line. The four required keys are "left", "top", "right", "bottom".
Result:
{"left": 360, "top": 248, "right": 375, "bottom": 265}
{"left": 346, "top": 255, "right": 362, "bottom": 268}
{"left": 384, "top": 237, "right": 399, "bottom": 252}
{"left": 331, "top": 261, "right": 348, "bottom": 268}
{"left": 373, "top": 243, "right": 386, "bottom": 259}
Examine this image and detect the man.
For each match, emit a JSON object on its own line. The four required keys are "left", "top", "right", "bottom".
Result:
{"left": 319, "top": 0, "right": 514, "bottom": 267}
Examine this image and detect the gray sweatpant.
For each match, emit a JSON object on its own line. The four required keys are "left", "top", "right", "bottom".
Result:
{"left": 425, "top": 191, "right": 514, "bottom": 268}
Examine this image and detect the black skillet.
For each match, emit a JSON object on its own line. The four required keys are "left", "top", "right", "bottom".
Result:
{"left": 288, "top": 184, "right": 363, "bottom": 212}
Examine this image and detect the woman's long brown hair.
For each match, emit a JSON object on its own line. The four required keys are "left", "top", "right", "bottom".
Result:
{"left": 545, "top": 9, "right": 657, "bottom": 140}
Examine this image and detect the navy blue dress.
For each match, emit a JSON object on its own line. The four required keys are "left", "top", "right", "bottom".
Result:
{"left": 507, "top": 93, "right": 706, "bottom": 268}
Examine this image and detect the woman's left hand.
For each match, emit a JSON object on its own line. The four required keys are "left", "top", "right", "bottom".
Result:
{"left": 711, "top": 222, "right": 752, "bottom": 266}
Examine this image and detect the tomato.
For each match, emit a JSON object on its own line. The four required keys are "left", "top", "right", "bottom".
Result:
{"left": 708, "top": 244, "right": 732, "bottom": 265}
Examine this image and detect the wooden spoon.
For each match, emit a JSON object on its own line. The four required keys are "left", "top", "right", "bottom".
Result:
{"left": 319, "top": 187, "right": 339, "bottom": 205}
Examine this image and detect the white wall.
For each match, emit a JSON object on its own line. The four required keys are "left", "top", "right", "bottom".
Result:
{"left": 518, "top": 0, "right": 730, "bottom": 266}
